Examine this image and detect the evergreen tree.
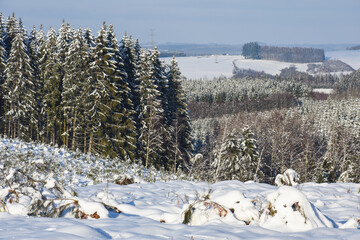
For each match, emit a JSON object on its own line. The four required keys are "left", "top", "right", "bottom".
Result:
{"left": 138, "top": 50, "right": 164, "bottom": 168}
{"left": 3, "top": 27, "right": 34, "bottom": 139}
{"left": 83, "top": 28, "right": 96, "bottom": 48}
{"left": 242, "top": 42, "right": 261, "bottom": 59}
{"left": 34, "top": 25, "right": 46, "bottom": 141}
{"left": 4, "top": 13, "right": 18, "bottom": 57}
{"left": 26, "top": 25, "right": 41, "bottom": 140}
{"left": 240, "top": 126, "right": 261, "bottom": 181}
{"left": 149, "top": 48, "right": 170, "bottom": 167}
{"left": 212, "top": 127, "right": 260, "bottom": 181}
{"left": 212, "top": 132, "right": 242, "bottom": 181}
{"left": 56, "top": 20, "right": 73, "bottom": 145}
{"left": 0, "top": 20, "right": 6, "bottom": 133}
{"left": 166, "top": 57, "right": 193, "bottom": 171}
{"left": 120, "top": 34, "right": 141, "bottom": 159}
{"left": 103, "top": 24, "right": 136, "bottom": 159}
{"left": 40, "top": 27, "right": 60, "bottom": 144}
{"left": 86, "top": 22, "right": 115, "bottom": 154}
{"left": 62, "top": 27, "right": 89, "bottom": 150}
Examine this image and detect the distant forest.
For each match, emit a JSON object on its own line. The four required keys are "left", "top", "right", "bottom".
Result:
{"left": 242, "top": 42, "right": 325, "bottom": 63}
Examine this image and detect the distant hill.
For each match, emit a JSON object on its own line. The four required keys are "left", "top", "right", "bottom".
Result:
{"left": 155, "top": 43, "right": 356, "bottom": 57}
{"left": 156, "top": 43, "right": 243, "bottom": 56}
{"left": 307, "top": 59, "right": 354, "bottom": 74}
{"left": 347, "top": 45, "right": 360, "bottom": 50}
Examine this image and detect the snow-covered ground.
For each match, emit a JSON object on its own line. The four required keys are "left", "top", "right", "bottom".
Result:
{"left": 164, "top": 55, "right": 311, "bottom": 79}
{"left": 163, "top": 50, "right": 360, "bottom": 80}
{"left": 0, "top": 138, "right": 359, "bottom": 239}
{"left": 313, "top": 88, "right": 334, "bottom": 94}
{"left": 0, "top": 181, "right": 359, "bottom": 239}
{"left": 326, "top": 50, "right": 360, "bottom": 70}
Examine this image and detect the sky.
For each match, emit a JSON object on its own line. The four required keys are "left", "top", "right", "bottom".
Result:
{"left": 1, "top": 0, "right": 360, "bottom": 45}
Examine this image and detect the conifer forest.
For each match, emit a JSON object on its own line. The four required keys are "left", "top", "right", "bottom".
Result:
{"left": 0, "top": 12, "right": 359, "bottom": 184}
{"left": 0, "top": 13, "right": 192, "bottom": 173}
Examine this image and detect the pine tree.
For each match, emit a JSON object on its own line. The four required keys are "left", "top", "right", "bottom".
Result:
{"left": 86, "top": 22, "right": 115, "bottom": 155}
{"left": 4, "top": 13, "right": 17, "bottom": 57}
{"left": 240, "top": 126, "right": 261, "bottom": 181}
{"left": 103, "top": 24, "right": 136, "bottom": 159}
{"left": 148, "top": 48, "right": 170, "bottom": 168}
{"left": 120, "top": 34, "right": 141, "bottom": 159}
{"left": 212, "top": 132, "right": 242, "bottom": 181}
{"left": 138, "top": 50, "right": 164, "bottom": 168}
{"left": 26, "top": 25, "right": 41, "bottom": 140}
{"left": 62, "top": 27, "right": 89, "bottom": 150}
{"left": 56, "top": 21, "right": 73, "bottom": 145}
{"left": 166, "top": 57, "right": 193, "bottom": 171}
{"left": 40, "top": 27, "right": 60, "bottom": 144}
{"left": 0, "top": 18, "right": 6, "bottom": 134}
{"left": 3, "top": 27, "right": 34, "bottom": 139}
{"left": 35, "top": 25, "right": 46, "bottom": 141}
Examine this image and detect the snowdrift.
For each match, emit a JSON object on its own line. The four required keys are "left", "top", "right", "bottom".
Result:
{"left": 259, "top": 186, "right": 335, "bottom": 232}
{"left": 0, "top": 137, "right": 359, "bottom": 239}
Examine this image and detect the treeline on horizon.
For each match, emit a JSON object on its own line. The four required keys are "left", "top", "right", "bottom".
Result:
{"left": 0, "top": 13, "right": 193, "bottom": 172}
{"left": 242, "top": 42, "right": 325, "bottom": 63}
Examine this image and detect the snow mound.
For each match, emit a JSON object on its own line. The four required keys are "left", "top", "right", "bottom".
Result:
{"left": 211, "top": 190, "right": 259, "bottom": 223}
{"left": 260, "top": 186, "right": 334, "bottom": 232}
{"left": 181, "top": 200, "right": 231, "bottom": 225}
{"left": 339, "top": 217, "right": 360, "bottom": 229}
{"left": 275, "top": 169, "right": 300, "bottom": 186}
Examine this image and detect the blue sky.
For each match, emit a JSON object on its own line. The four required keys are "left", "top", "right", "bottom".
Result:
{"left": 1, "top": 0, "right": 359, "bottom": 45}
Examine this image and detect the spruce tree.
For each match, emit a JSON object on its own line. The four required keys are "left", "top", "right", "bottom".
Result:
{"left": 240, "top": 126, "right": 261, "bottom": 181}
{"left": 86, "top": 22, "right": 115, "bottom": 154}
{"left": 40, "top": 27, "right": 60, "bottom": 144}
{"left": 3, "top": 27, "right": 34, "bottom": 139}
{"left": 212, "top": 132, "right": 242, "bottom": 181}
{"left": 138, "top": 50, "right": 164, "bottom": 168}
{"left": 26, "top": 25, "right": 41, "bottom": 140}
{"left": 62, "top": 27, "right": 89, "bottom": 150}
{"left": 149, "top": 48, "right": 170, "bottom": 167}
{"left": 120, "top": 34, "right": 141, "bottom": 159}
{"left": 35, "top": 25, "right": 46, "bottom": 141}
{"left": 4, "top": 13, "right": 17, "bottom": 57}
{"left": 103, "top": 24, "right": 136, "bottom": 159}
{"left": 166, "top": 57, "right": 193, "bottom": 171}
{"left": 0, "top": 26, "right": 6, "bottom": 134}
{"left": 56, "top": 20, "right": 73, "bottom": 145}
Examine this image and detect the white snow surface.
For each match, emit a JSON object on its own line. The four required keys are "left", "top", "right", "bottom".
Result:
{"left": 163, "top": 50, "right": 360, "bottom": 80}
{"left": 326, "top": 50, "right": 360, "bottom": 70}
{"left": 0, "top": 138, "right": 359, "bottom": 239}
{"left": 164, "top": 55, "right": 310, "bottom": 79}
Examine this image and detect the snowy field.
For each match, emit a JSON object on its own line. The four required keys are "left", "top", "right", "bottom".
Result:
{"left": 326, "top": 50, "right": 360, "bottom": 70}
{"left": 0, "top": 138, "right": 359, "bottom": 239}
{"left": 163, "top": 50, "right": 360, "bottom": 80}
{"left": 0, "top": 181, "right": 359, "bottom": 239}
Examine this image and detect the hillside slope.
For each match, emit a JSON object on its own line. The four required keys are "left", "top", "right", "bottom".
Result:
{"left": 0, "top": 137, "right": 359, "bottom": 239}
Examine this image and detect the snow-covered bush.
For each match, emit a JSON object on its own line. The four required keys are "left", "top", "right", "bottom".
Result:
{"left": 259, "top": 186, "right": 334, "bottom": 232}
{"left": 0, "top": 167, "right": 121, "bottom": 218}
{"left": 181, "top": 200, "right": 230, "bottom": 225}
{"left": 211, "top": 190, "right": 260, "bottom": 224}
{"left": 181, "top": 189, "right": 259, "bottom": 226}
{"left": 275, "top": 169, "right": 300, "bottom": 186}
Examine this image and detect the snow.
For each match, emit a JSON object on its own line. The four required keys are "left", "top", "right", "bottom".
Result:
{"left": 164, "top": 55, "right": 311, "bottom": 79}
{"left": 313, "top": 88, "right": 334, "bottom": 94}
{"left": 163, "top": 50, "right": 360, "bottom": 80}
{"left": 326, "top": 50, "right": 360, "bottom": 70}
{"left": 0, "top": 138, "right": 359, "bottom": 239}
{"left": 275, "top": 169, "right": 301, "bottom": 186}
